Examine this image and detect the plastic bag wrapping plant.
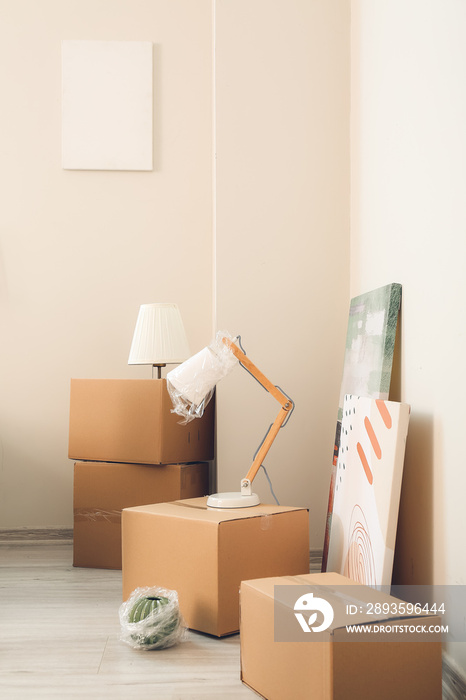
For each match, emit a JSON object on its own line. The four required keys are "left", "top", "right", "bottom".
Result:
{"left": 167, "top": 330, "right": 238, "bottom": 423}
{"left": 119, "top": 586, "right": 186, "bottom": 651}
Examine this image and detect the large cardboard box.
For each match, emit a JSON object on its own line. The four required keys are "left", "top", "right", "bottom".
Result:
{"left": 74, "top": 461, "right": 209, "bottom": 570}
{"left": 68, "top": 379, "right": 215, "bottom": 464}
{"left": 122, "top": 497, "right": 309, "bottom": 636}
{"left": 240, "top": 572, "right": 442, "bottom": 700}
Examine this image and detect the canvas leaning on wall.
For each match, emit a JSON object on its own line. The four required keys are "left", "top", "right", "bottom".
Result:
{"left": 326, "top": 395, "right": 410, "bottom": 587}
{"left": 322, "top": 282, "right": 402, "bottom": 571}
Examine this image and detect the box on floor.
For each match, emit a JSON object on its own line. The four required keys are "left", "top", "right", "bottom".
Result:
{"left": 73, "top": 461, "right": 209, "bottom": 570}
{"left": 240, "top": 572, "right": 442, "bottom": 700}
{"left": 68, "top": 378, "right": 215, "bottom": 464}
{"left": 122, "top": 497, "right": 309, "bottom": 636}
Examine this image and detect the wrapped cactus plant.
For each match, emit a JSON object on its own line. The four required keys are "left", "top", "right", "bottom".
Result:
{"left": 119, "top": 586, "right": 186, "bottom": 650}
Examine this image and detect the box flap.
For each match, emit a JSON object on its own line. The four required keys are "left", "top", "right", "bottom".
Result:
{"left": 243, "top": 572, "right": 439, "bottom": 631}
{"left": 242, "top": 572, "right": 352, "bottom": 598}
{"left": 123, "top": 497, "right": 308, "bottom": 524}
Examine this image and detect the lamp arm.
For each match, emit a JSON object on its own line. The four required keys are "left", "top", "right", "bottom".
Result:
{"left": 242, "top": 405, "right": 291, "bottom": 486}
{"left": 222, "top": 337, "right": 294, "bottom": 489}
{"left": 223, "top": 337, "right": 290, "bottom": 406}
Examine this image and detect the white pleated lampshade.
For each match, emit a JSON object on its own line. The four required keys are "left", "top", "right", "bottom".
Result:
{"left": 128, "top": 303, "right": 191, "bottom": 366}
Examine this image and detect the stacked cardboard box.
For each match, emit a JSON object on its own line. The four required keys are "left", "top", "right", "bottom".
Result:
{"left": 68, "top": 378, "right": 214, "bottom": 569}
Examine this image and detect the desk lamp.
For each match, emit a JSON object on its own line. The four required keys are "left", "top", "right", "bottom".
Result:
{"left": 128, "top": 303, "right": 190, "bottom": 378}
{"left": 167, "top": 332, "right": 294, "bottom": 508}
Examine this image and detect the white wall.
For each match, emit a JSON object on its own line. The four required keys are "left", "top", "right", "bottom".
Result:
{"left": 215, "top": 0, "right": 350, "bottom": 547}
{"left": 351, "top": 0, "right": 466, "bottom": 673}
{"left": 0, "top": 0, "right": 213, "bottom": 527}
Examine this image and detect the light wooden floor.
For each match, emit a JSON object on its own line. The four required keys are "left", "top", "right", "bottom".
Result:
{"left": 1, "top": 535, "right": 458, "bottom": 699}
{"left": 0, "top": 534, "right": 260, "bottom": 699}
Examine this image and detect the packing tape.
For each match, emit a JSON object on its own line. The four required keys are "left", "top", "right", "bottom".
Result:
{"left": 74, "top": 508, "right": 121, "bottom": 523}
{"left": 259, "top": 514, "right": 272, "bottom": 530}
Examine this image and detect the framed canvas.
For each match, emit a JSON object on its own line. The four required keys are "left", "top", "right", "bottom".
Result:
{"left": 326, "top": 395, "right": 410, "bottom": 586}
{"left": 322, "top": 283, "right": 402, "bottom": 571}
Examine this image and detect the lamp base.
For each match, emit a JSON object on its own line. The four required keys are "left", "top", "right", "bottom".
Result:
{"left": 206, "top": 492, "right": 260, "bottom": 509}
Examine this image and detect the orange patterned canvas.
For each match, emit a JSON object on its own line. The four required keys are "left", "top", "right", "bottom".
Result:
{"left": 326, "top": 395, "right": 410, "bottom": 586}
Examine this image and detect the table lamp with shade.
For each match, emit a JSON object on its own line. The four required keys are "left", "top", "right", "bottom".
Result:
{"left": 167, "top": 332, "right": 294, "bottom": 508}
{"left": 128, "top": 303, "right": 191, "bottom": 378}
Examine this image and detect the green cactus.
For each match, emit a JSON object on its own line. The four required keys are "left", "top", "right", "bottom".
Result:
{"left": 129, "top": 595, "right": 179, "bottom": 647}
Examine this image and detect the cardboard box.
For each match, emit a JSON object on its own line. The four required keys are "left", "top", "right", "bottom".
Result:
{"left": 240, "top": 572, "right": 442, "bottom": 700}
{"left": 68, "top": 378, "right": 215, "bottom": 464}
{"left": 73, "top": 461, "right": 209, "bottom": 569}
{"left": 122, "top": 497, "right": 309, "bottom": 636}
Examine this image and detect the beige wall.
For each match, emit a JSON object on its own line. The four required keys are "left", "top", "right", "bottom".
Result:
{"left": 215, "top": 0, "right": 350, "bottom": 546}
{"left": 0, "top": 0, "right": 213, "bottom": 527}
{"left": 2, "top": 0, "right": 463, "bottom": 677}
{"left": 351, "top": 0, "right": 466, "bottom": 672}
{"left": 0, "top": 0, "right": 350, "bottom": 536}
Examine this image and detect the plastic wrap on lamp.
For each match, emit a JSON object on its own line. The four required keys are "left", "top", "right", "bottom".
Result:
{"left": 167, "top": 331, "right": 238, "bottom": 423}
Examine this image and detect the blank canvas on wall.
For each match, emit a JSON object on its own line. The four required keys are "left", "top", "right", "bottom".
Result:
{"left": 62, "top": 40, "right": 153, "bottom": 171}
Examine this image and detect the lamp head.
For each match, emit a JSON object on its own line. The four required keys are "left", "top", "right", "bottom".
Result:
{"left": 166, "top": 331, "right": 238, "bottom": 422}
